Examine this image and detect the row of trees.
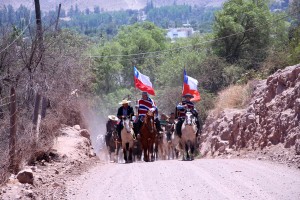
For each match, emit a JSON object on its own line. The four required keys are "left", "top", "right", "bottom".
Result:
{"left": 0, "top": 4, "right": 219, "bottom": 38}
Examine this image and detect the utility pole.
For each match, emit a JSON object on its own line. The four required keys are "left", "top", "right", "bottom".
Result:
{"left": 34, "top": 0, "right": 48, "bottom": 121}
{"left": 55, "top": 3, "right": 62, "bottom": 31}
{"left": 34, "top": 0, "right": 43, "bottom": 47}
{"left": 9, "top": 87, "right": 17, "bottom": 173}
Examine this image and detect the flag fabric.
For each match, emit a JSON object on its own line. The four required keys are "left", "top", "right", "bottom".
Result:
{"left": 134, "top": 66, "right": 155, "bottom": 96}
{"left": 182, "top": 69, "right": 201, "bottom": 102}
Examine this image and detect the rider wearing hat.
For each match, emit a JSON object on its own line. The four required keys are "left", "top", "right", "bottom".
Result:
{"left": 116, "top": 99, "right": 134, "bottom": 140}
{"left": 106, "top": 115, "right": 119, "bottom": 144}
{"left": 106, "top": 115, "right": 119, "bottom": 133}
{"left": 175, "top": 93, "right": 201, "bottom": 138}
{"left": 134, "top": 91, "right": 162, "bottom": 137}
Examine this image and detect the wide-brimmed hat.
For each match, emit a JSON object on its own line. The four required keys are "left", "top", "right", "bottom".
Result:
{"left": 119, "top": 99, "right": 131, "bottom": 105}
{"left": 108, "top": 115, "right": 118, "bottom": 121}
{"left": 182, "top": 93, "right": 194, "bottom": 98}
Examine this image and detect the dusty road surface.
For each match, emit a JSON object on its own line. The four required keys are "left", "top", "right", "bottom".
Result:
{"left": 66, "top": 159, "right": 300, "bottom": 200}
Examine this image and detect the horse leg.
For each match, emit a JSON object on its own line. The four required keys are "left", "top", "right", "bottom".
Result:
{"left": 129, "top": 147, "right": 133, "bottom": 163}
{"left": 123, "top": 146, "right": 127, "bottom": 163}
{"left": 150, "top": 142, "right": 158, "bottom": 162}
{"left": 143, "top": 147, "right": 148, "bottom": 162}
{"left": 124, "top": 142, "right": 130, "bottom": 163}
{"left": 185, "top": 143, "right": 189, "bottom": 161}
{"left": 138, "top": 143, "right": 142, "bottom": 161}
{"left": 191, "top": 143, "right": 195, "bottom": 160}
{"left": 154, "top": 142, "right": 158, "bottom": 161}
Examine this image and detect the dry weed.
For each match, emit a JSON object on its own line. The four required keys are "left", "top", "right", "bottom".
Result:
{"left": 211, "top": 83, "right": 253, "bottom": 116}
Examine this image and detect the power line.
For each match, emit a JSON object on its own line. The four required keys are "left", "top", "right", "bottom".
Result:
{"left": 89, "top": 10, "right": 300, "bottom": 59}
{"left": 0, "top": 1, "right": 34, "bottom": 55}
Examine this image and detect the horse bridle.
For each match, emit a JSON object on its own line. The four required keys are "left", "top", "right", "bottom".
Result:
{"left": 184, "top": 111, "right": 196, "bottom": 126}
{"left": 122, "top": 116, "right": 132, "bottom": 133}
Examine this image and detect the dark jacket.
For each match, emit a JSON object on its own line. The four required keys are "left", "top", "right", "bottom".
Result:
{"left": 117, "top": 106, "right": 134, "bottom": 119}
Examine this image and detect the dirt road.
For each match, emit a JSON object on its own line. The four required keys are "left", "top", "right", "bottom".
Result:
{"left": 66, "top": 159, "right": 300, "bottom": 200}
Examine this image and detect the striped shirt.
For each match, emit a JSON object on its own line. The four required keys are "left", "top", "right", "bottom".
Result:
{"left": 178, "top": 100, "right": 194, "bottom": 117}
{"left": 138, "top": 98, "right": 156, "bottom": 116}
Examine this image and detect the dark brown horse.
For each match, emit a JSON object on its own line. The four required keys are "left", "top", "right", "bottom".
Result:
{"left": 105, "top": 121, "right": 121, "bottom": 162}
{"left": 140, "top": 110, "right": 157, "bottom": 162}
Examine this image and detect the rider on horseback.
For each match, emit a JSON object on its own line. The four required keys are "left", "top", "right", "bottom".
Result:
{"left": 106, "top": 115, "right": 118, "bottom": 133}
{"left": 105, "top": 115, "right": 119, "bottom": 151}
{"left": 175, "top": 93, "right": 201, "bottom": 138}
{"left": 134, "top": 91, "right": 162, "bottom": 137}
{"left": 116, "top": 99, "right": 134, "bottom": 141}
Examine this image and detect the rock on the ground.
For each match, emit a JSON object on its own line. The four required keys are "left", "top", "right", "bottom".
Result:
{"left": 80, "top": 129, "right": 91, "bottom": 141}
{"left": 296, "top": 138, "right": 300, "bottom": 155}
{"left": 74, "top": 125, "right": 81, "bottom": 131}
{"left": 16, "top": 169, "right": 34, "bottom": 185}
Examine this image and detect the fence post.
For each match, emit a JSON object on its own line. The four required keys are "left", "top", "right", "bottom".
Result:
{"left": 41, "top": 97, "right": 48, "bottom": 119}
{"left": 33, "top": 92, "right": 41, "bottom": 146}
{"left": 9, "top": 87, "right": 17, "bottom": 173}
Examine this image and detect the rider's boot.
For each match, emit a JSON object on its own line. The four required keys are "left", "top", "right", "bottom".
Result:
{"left": 176, "top": 120, "right": 183, "bottom": 138}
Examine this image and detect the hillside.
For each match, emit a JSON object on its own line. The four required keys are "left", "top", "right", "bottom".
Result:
{"left": 200, "top": 64, "right": 300, "bottom": 168}
{"left": 1, "top": 0, "right": 225, "bottom": 11}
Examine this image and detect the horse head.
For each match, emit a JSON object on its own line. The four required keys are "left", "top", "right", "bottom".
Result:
{"left": 165, "top": 122, "right": 175, "bottom": 142}
{"left": 144, "top": 110, "right": 155, "bottom": 133}
{"left": 184, "top": 110, "right": 196, "bottom": 126}
{"left": 122, "top": 116, "right": 132, "bottom": 133}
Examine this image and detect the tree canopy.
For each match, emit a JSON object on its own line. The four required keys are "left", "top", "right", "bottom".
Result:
{"left": 213, "top": 0, "right": 272, "bottom": 66}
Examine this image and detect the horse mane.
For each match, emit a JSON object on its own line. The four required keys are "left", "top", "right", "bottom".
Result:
{"left": 141, "top": 111, "right": 157, "bottom": 133}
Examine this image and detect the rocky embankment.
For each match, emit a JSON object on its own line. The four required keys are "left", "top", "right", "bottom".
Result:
{"left": 200, "top": 64, "right": 300, "bottom": 168}
{"left": 0, "top": 125, "right": 98, "bottom": 199}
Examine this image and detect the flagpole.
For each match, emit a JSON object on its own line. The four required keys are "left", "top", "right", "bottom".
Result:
{"left": 133, "top": 66, "right": 138, "bottom": 118}
{"left": 180, "top": 66, "right": 185, "bottom": 103}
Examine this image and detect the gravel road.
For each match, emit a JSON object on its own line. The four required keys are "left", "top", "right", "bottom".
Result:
{"left": 66, "top": 159, "right": 300, "bottom": 200}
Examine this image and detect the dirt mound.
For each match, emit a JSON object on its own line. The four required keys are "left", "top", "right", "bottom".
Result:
{"left": 0, "top": 125, "right": 98, "bottom": 199}
{"left": 200, "top": 64, "right": 300, "bottom": 168}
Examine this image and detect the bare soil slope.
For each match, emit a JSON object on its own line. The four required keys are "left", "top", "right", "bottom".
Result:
{"left": 0, "top": 125, "right": 98, "bottom": 199}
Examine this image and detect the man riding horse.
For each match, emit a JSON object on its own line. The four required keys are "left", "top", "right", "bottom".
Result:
{"left": 175, "top": 93, "right": 201, "bottom": 138}
{"left": 116, "top": 99, "right": 134, "bottom": 141}
{"left": 134, "top": 91, "right": 162, "bottom": 137}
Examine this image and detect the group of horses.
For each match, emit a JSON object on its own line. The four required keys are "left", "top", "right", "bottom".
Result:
{"left": 103, "top": 110, "right": 198, "bottom": 163}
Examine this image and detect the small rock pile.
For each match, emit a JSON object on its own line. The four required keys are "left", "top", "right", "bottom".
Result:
{"left": 200, "top": 64, "right": 300, "bottom": 168}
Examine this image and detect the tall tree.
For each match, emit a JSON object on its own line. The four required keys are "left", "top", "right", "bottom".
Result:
{"left": 288, "top": 0, "right": 300, "bottom": 64}
{"left": 213, "top": 0, "right": 272, "bottom": 66}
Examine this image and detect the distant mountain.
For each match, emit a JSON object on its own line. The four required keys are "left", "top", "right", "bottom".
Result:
{"left": 0, "top": 0, "right": 225, "bottom": 12}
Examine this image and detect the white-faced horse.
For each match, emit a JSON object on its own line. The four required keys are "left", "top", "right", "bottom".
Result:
{"left": 120, "top": 117, "right": 135, "bottom": 163}
{"left": 181, "top": 110, "right": 197, "bottom": 161}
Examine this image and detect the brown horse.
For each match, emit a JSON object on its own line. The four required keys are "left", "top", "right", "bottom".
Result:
{"left": 140, "top": 110, "right": 157, "bottom": 162}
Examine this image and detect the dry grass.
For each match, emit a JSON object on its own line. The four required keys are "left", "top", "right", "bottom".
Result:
{"left": 211, "top": 83, "right": 253, "bottom": 117}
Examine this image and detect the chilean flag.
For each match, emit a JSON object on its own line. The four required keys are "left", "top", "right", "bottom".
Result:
{"left": 134, "top": 67, "right": 155, "bottom": 96}
{"left": 182, "top": 69, "right": 201, "bottom": 102}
